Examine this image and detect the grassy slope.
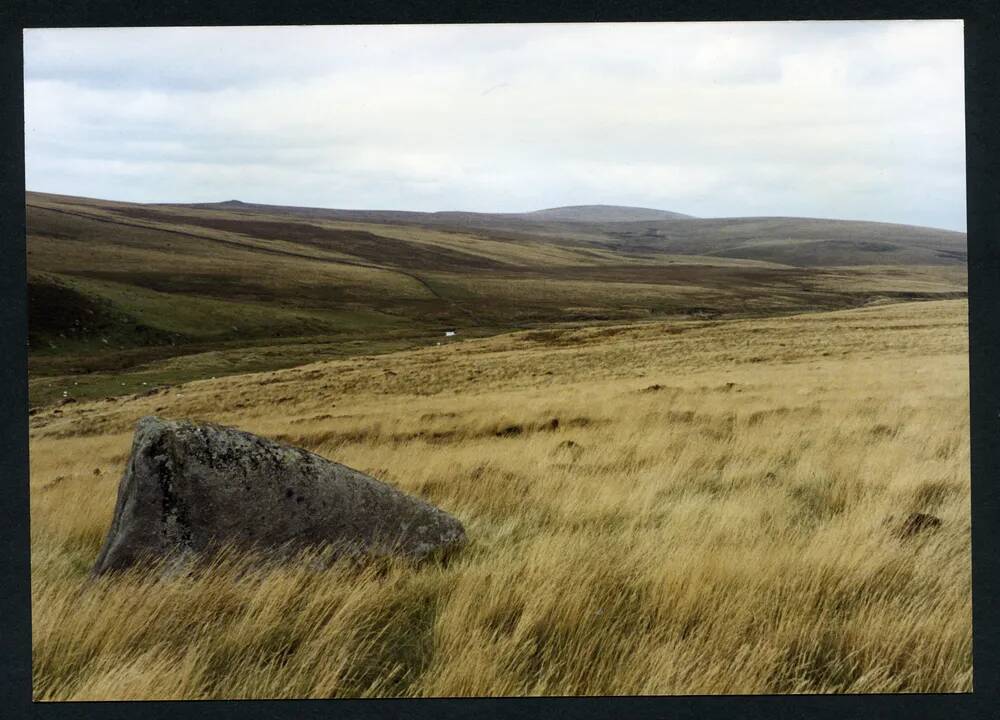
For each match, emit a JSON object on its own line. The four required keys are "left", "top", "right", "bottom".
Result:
{"left": 29, "top": 299, "right": 970, "bottom": 698}
{"left": 180, "top": 197, "right": 967, "bottom": 265}
{"left": 26, "top": 193, "right": 966, "bottom": 407}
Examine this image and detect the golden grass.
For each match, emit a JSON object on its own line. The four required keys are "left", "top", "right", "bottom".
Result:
{"left": 29, "top": 299, "right": 971, "bottom": 699}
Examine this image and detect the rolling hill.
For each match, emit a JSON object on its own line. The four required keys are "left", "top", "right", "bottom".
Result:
{"left": 25, "top": 191, "right": 966, "bottom": 406}
{"left": 27, "top": 193, "right": 972, "bottom": 697}
{"left": 524, "top": 204, "right": 694, "bottom": 222}
{"left": 185, "top": 201, "right": 693, "bottom": 225}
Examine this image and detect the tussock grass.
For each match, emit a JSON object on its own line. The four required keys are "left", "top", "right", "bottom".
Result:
{"left": 29, "top": 300, "right": 971, "bottom": 698}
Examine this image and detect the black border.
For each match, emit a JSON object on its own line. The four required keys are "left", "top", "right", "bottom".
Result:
{"left": 3, "top": 2, "right": 998, "bottom": 719}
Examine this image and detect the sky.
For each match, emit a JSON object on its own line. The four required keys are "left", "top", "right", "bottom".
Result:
{"left": 23, "top": 21, "right": 966, "bottom": 231}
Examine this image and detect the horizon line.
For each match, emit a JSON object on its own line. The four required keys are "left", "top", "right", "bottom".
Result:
{"left": 23, "top": 188, "right": 968, "bottom": 234}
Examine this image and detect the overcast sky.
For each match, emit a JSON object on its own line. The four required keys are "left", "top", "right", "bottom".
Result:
{"left": 24, "top": 21, "right": 966, "bottom": 230}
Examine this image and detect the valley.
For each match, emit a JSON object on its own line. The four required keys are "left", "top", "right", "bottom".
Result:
{"left": 26, "top": 192, "right": 966, "bottom": 407}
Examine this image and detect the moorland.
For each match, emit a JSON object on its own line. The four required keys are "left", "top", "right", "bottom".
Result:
{"left": 27, "top": 192, "right": 966, "bottom": 407}
{"left": 26, "top": 193, "right": 970, "bottom": 698}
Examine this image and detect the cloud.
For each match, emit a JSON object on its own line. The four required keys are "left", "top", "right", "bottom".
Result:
{"left": 24, "top": 21, "right": 966, "bottom": 230}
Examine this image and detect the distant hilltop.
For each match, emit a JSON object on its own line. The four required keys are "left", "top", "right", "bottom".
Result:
{"left": 525, "top": 205, "right": 694, "bottom": 222}
{"left": 198, "top": 200, "right": 693, "bottom": 224}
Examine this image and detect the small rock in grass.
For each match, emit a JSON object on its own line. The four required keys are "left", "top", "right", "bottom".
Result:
{"left": 897, "top": 512, "right": 943, "bottom": 538}
{"left": 552, "top": 439, "right": 585, "bottom": 463}
{"left": 495, "top": 424, "right": 523, "bottom": 438}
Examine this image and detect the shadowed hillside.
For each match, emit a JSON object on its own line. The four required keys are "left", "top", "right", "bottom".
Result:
{"left": 26, "top": 192, "right": 965, "bottom": 406}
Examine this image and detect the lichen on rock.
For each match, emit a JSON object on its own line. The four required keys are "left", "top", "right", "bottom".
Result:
{"left": 91, "top": 416, "right": 467, "bottom": 575}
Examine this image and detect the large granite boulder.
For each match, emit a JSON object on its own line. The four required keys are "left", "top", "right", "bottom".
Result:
{"left": 92, "top": 416, "right": 466, "bottom": 575}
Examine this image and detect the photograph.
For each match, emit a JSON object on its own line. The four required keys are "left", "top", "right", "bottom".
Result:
{"left": 23, "top": 20, "right": 970, "bottom": 700}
